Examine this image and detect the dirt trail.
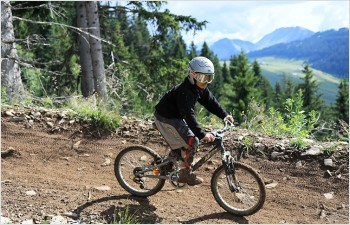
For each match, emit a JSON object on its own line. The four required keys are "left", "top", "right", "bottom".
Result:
{"left": 1, "top": 114, "right": 349, "bottom": 224}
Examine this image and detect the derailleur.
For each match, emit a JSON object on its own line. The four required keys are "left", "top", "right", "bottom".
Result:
{"left": 133, "top": 167, "right": 145, "bottom": 189}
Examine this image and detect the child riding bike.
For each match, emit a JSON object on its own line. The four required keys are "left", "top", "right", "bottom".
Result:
{"left": 154, "top": 56, "right": 234, "bottom": 186}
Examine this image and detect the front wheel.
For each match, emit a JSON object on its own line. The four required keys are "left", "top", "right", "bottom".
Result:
{"left": 114, "top": 145, "right": 166, "bottom": 197}
{"left": 211, "top": 162, "right": 266, "bottom": 216}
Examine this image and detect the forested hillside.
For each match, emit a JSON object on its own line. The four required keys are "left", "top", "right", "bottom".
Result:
{"left": 1, "top": 1, "right": 348, "bottom": 143}
{"left": 210, "top": 27, "right": 315, "bottom": 60}
{"left": 248, "top": 28, "right": 349, "bottom": 79}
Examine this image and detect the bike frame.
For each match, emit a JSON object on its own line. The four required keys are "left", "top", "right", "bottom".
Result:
{"left": 134, "top": 141, "right": 225, "bottom": 181}
{"left": 135, "top": 121, "right": 235, "bottom": 182}
{"left": 191, "top": 137, "right": 225, "bottom": 172}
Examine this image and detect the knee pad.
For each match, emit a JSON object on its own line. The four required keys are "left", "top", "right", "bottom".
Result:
{"left": 192, "top": 137, "right": 199, "bottom": 149}
{"left": 187, "top": 136, "right": 199, "bottom": 149}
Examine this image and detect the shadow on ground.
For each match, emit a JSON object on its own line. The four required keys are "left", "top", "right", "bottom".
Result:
{"left": 73, "top": 194, "right": 161, "bottom": 223}
{"left": 183, "top": 212, "right": 249, "bottom": 224}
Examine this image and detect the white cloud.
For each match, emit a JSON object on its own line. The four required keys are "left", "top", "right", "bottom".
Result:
{"left": 164, "top": 0, "right": 349, "bottom": 46}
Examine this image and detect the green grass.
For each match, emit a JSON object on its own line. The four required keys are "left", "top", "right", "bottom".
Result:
{"left": 221, "top": 57, "right": 341, "bottom": 105}
{"left": 66, "top": 97, "right": 121, "bottom": 132}
{"left": 112, "top": 206, "right": 139, "bottom": 224}
{"left": 253, "top": 57, "right": 340, "bottom": 105}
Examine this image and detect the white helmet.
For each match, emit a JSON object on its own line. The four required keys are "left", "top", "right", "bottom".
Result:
{"left": 187, "top": 56, "right": 215, "bottom": 85}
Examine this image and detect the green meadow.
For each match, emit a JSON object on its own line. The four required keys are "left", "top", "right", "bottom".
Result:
{"left": 222, "top": 57, "right": 341, "bottom": 105}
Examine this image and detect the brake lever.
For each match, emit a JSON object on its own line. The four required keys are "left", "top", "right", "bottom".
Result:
{"left": 204, "top": 120, "right": 235, "bottom": 145}
{"left": 224, "top": 119, "right": 236, "bottom": 131}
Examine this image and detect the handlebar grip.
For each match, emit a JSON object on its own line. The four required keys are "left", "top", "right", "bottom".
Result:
{"left": 222, "top": 119, "right": 235, "bottom": 130}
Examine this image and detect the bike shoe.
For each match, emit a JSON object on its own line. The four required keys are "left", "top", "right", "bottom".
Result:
{"left": 178, "top": 169, "right": 203, "bottom": 186}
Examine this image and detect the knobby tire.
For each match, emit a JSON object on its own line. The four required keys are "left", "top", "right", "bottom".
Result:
{"left": 211, "top": 161, "right": 266, "bottom": 216}
{"left": 114, "top": 145, "right": 165, "bottom": 197}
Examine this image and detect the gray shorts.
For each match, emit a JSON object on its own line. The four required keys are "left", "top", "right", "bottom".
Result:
{"left": 154, "top": 111, "right": 195, "bottom": 150}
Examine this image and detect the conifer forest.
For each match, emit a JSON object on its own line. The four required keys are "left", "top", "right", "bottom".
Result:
{"left": 1, "top": 1, "right": 349, "bottom": 141}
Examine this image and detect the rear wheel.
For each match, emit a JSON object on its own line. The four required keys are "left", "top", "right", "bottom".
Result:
{"left": 211, "top": 162, "right": 266, "bottom": 216}
{"left": 114, "top": 145, "right": 165, "bottom": 197}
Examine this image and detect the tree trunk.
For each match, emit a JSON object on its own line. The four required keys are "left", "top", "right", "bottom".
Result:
{"left": 85, "top": 1, "right": 107, "bottom": 99}
{"left": 1, "top": 0, "right": 25, "bottom": 103}
{"left": 76, "top": 1, "right": 94, "bottom": 97}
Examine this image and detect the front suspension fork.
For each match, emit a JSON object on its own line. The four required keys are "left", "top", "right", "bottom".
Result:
{"left": 223, "top": 157, "right": 240, "bottom": 192}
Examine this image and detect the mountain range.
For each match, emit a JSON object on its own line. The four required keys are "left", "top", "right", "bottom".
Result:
{"left": 209, "top": 27, "right": 349, "bottom": 78}
{"left": 254, "top": 26, "right": 315, "bottom": 49}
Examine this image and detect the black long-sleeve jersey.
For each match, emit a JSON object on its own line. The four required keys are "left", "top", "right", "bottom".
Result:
{"left": 155, "top": 77, "right": 228, "bottom": 140}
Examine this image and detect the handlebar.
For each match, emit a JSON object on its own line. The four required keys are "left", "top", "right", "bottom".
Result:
{"left": 198, "top": 119, "right": 235, "bottom": 146}
{"left": 212, "top": 119, "right": 235, "bottom": 136}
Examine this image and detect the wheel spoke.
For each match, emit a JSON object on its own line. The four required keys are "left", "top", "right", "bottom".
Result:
{"left": 114, "top": 146, "right": 165, "bottom": 197}
{"left": 211, "top": 162, "right": 266, "bottom": 216}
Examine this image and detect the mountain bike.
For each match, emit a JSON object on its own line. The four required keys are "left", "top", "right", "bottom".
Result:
{"left": 114, "top": 120, "right": 266, "bottom": 216}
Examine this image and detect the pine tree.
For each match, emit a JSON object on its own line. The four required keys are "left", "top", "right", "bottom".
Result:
{"left": 274, "top": 82, "right": 285, "bottom": 111}
{"left": 273, "top": 75, "right": 297, "bottom": 114}
{"left": 258, "top": 77, "right": 274, "bottom": 110}
{"left": 100, "top": 4, "right": 131, "bottom": 63}
{"left": 229, "top": 55, "right": 239, "bottom": 79}
{"left": 188, "top": 41, "right": 197, "bottom": 59}
{"left": 221, "top": 51, "right": 258, "bottom": 123}
{"left": 284, "top": 77, "right": 296, "bottom": 100}
{"left": 128, "top": 15, "right": 152, "bottom": 59}
{"left": 200, "top": 42, "right": 214, "bottom": 59}
{"left": 12, "top": 1, "right": 78, "bottom": 97}
{"left": 171, "top": 36, "right": 187, "bottom": 59}
{"left": 334, "top": 79, "right": 349, "bottom": 123}
{"left": 222, "top": 61, "right": 229, "bottom": 83}
{"left": 165, "top": 34, "right": 189, "bottom": 89}
{"left": 210, "top": 56, "right": 224, "bottom": 98}
{"left": 299, "top": 64, "right": 323, "bottom": 113}
{"left": 252, "top": 60, "right": 261, "bottom": 78}
{"left": 252, "top": 60, "right": 273, "bottom": 109}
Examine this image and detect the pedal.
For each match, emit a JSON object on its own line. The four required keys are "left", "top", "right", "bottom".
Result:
{"left": 171, "top": 181, "right": 186, "bottom": 189}
{"left": 169, "top": 171, "right": 186, "bottom": 188}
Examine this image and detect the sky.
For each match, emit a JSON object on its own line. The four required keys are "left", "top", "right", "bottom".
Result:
{"left": 161, "top": 0, "right": 349, "bottom": 46}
